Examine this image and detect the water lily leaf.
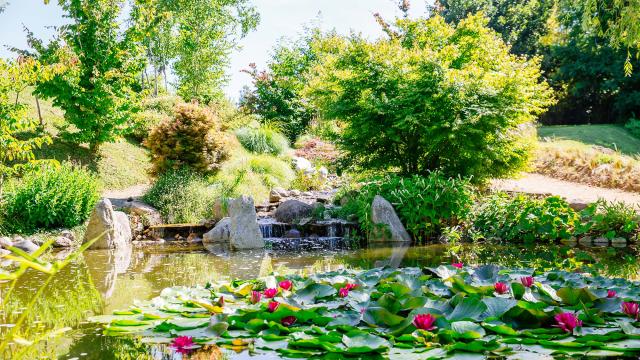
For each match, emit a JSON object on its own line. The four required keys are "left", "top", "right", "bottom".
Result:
{"left": 154, "top": 317, "right": 209, "bottom": 332}
{"left": 342, "top": 332, "right": 390, "bottom": 353}
{"left": 473, "top": 265, "right": 500, "bottom": 283}
{"left": 535, "top": 283, "right": 561, "bottom": 302}
{"left": 426, "top": 265, "right": 457, "bottom": 280}
{"left": 294, "top": 283, "right": 336, "bottom": 304}
{"left": 481, "top": 297, "right": 518, "bottom": 319}
{"left": 595, "top": 298, "right": 623, "bottom": 314}
{"left": 450, "top": 321, "right": 486, "bottom": 339}
{"left": 446, "top": 339, "right": 500, "bottom": 353}
{"left": 363, "top": 307, "right": 406, "bottom": 327}
{"left": 557, "top": 287, "right": 598, "bottom": 306}
{"left": 448, "top": 297, "right": 487, "bottom": 321}
{"left": 482, "top": 321, "right": 518, "bottom": 336}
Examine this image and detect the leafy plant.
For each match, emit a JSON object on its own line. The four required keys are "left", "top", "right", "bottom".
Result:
{"left": 625, "top": 118, "right": 640, "bottom": 139}
{"left": 338, "top": 172, "right": 473, "bottom": 241}
{"left": 472, "top": 193, "right": 579, "bottom": 243}
{"left": 1, "top": 163, "right": 100, "bottom": 234}
{"left": 290, "top": 170, "right": 325, "bottom": 192}
{"left": 130, "top": 110, "right": 170, "bottom": 142}
{"left": 142, "top": 168, "right": 217, "bottom": 224}
{"left": 235, "top": 124, "right": 290, "bottom": 155}
{"left": 145, "top": 103, "right": 230, "bottom": 175}
{"left": 576, "top": 200, "right": 639, "bottom": 240}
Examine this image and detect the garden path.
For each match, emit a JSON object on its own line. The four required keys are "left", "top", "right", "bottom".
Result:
{"left": 103, "top": 184, "right": 149, "bottom": 201}
{"left": 492, "top": 173, "right": 640, "bottom": 206}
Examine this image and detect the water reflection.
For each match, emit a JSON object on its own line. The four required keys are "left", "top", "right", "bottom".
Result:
{"left": 2, "top": 242, "right": 640, "bottom": 359}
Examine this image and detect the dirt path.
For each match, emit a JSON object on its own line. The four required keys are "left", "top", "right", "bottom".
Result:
{"left": 491, "top": 173, "right": 640, "bottom": 207}
{"left": 103, "top": 184, "right": 149, "bottom": 200}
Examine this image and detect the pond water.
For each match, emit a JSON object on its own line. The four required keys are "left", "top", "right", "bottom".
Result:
{"left": 2, "top": 242, "right": 640, "bottom": 359}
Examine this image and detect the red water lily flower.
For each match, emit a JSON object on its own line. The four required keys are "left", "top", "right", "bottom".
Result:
{"left": 554, "top": 312, "right": 582, "bottom": 333}
{"left": 413, "top": 314, "right": 437, "bottom": 331}
{"left": 494, "top": 282, "right": 509, "bottom": 294}
{"left": 623, "top": 301, "right": 639, "bottom": 319}
{"left": 281, "top": 315, "right": 297, "bottom": 327}
{"left": 344, "top": 283, "right": 358, "bottom": 291}
{"left": 216, "top": 296, "right": 224, "bottom": 307}
{"left": 279, "top": 280, "right": 293, "bottom": 291}
{"left": 267, "top": 301, "right": 279, "bottom": 313}
{"left": 171, "top": 336, "right": 194, "bottom": 354}
{"left": 452, "top": 262, "right": 463, "bottom": 269}
{"left": 263, "top": 288, "right": 278, "bottom": 298}
{"left": 520, "top": 276, "right": 534, "bottom": 288}
{"left": 607, "top": 290, "right": 617, "bottom": 298}
{"left": 338, "top": 287, "right": 349, "bottom": 297}
{"left": 250, "top": 290, "right": 262, "bottom": 304}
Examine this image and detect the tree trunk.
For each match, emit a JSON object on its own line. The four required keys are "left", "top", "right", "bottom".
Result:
{"left": 153, "top": 64, "right": 158, "bottom": 96}
{"left": 14, "top": 91, "right": 20, "bottom": 105}
{"left": 35, "top": 96, "right": 44, "bottom": 127}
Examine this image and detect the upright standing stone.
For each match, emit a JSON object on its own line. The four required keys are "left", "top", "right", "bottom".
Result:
{"left": 369, "top": 195, "right": 411, "bottom": 243}
{"left": 84, "top": 198, "right": 132, "bottom": 249}
{"left": 228, "top": 195, "right": 264, "bottom": 250}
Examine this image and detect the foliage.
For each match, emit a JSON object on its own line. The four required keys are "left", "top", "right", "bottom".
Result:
{"left": 290, "top": 170, "right": 325, "bottom": 192}
{"left": 90, "top": 264, "right": 640, "bottom": 358}
{"left": 306, "top": 15, "right": 554, "bottom": 182}
{"left": 240, "top": 28, "right": 345, "bottom": 141}
{"left": 142, "top": 168, "right": 217, "bottom": 223}
{"left": 142, "top": 95, "right": 181, "bottom": 116}
{"left": 576, "top": 200, "right": 639, "bottom": 240}
{"left": 338, "top": 172, "right": 473, "bottom": 241}
{"left": 235, "top": 124, "right": 290, "bottom": 155}
{"left": 34, "top": 0, "right": 146, "bottom": 153}
{"left": 145, "top": 103, "right": 230, "bottom": 175}
{"left": 625, "top": 118, "right": 640, "bottom": 139}
{"left": 131, "top": 110, "right": 170, "bottom": 142}
{"left": 293, "top": 137, "right": 339, "bottom": 164}
{"left": 433, "top": 0, "right": 554, "bottom": 56}
{"left": 1, "top": 163, "right": 100, "bottom": 234}
{"left": 0, "top": 57, "right": 61, "bottom": 196}
{"left": 471, "top": 193, "right": 580, "bottom": 243}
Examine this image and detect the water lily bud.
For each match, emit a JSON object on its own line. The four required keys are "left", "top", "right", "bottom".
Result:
{"left": 263, "top": 288, "right": 278, "bottom": 298}
{"left": 279, "top": 280, "right": 293, "bottom": 291}
{"left": 494, "top": 282, "right": 508, "bottom": 294}
{"left": 267, "top": 301, "right": 279, "bottom": 313}
{"left": 520, "top": 276, "right": 534, "bottom": 288}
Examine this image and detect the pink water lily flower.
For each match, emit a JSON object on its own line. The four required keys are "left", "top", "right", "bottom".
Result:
{"left": 250, "top": 290, "right": 262, "bottom": 304}
{"left": 413, "top": 314, "right": 437, "bottom": 331}
{"left": 494, "top": 282, "right": 509, "bottom": 294}
{"left": 281, "top": 315, "right": 297, "bottom": 327}
{"left": 338, "top": 287, "right": 349, "bottom": 297}
{"left": 171, "top": 336, "right": 194, "bottom": 354}
{"left": 344, "top": 283, "right": 358, "bottom": 291}
{"left": 279, "top": 280, "right": 293, "bottom": 291}
{"left": 452, "top": 262, "right": 463, "bottom": 269}
{"left": 267, "top": 301, "right": 279, "bottom": 313}
{"left": 263, "top": 288, "right": 278, "bottom": 298}
{"left": 607, "top": 290, "right": 617, "bottom": 298}
{"left": 554, "top": 312, "right": 582, "bottom": 333}
{"left": 520, "top": 276, "right": 534, "bottom": 288}
{"left": 216, "top": 296, "right": 224, "bottom": 307}
{"left": 622, "top": 301, "right": 639, "bottom": 319}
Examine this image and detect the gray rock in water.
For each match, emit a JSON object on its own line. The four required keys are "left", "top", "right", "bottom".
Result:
{"left": 284, "top": 229, "right": 302, "bottom": 238}
{"left": 275, "top": 200, "right": 313, "bottom": 223}
{"left": 84, "top": 198, "right": 132, "bottom": 249}
{"left": 0, "top": 236, "right": 13, "bottom": 249}
{"left": 54, "top": 236, "right": 75, "bottom": 248}
{"left": 121, "top": 200, "right": 162, "bottom": 226}
{"left": 369, "top": 195, "right": 411, "bottom": 243}
{"left": 13, "top": 239, "right": 39, "bottom": 253}
{"left": 203, "top": 217, "right": 231, "bottom": 243}
{"left": 228, "top": 196, "right": 264, "bottom": 250}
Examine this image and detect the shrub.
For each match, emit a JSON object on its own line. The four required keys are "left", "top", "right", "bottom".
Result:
{"left": 235, "top": 125, "right": 290, "bottom": 155}
{"left": 294, "top": 137, "right": 339, "bottom": 164}
{"left": 145, "top": 103, "right": 230, "bottom": 175}
{"left": 290, "top": 170, "right": 326, "bottom": 191}
{"left": 337, "top": 172, "right": 474, "bottom": 241}
{"left": 2, "top": 163, "right": 100, "bottom": 234}
{"left": 142, "top": 168, "right": 218, "bottom": 224}
{"left": 471, "top": 193, "right": 579, "bottom": 243}
{"left": 306, "top": 14, "right": 554, "bottom": 182}
{"left": 625, "top": 118, "right": 640, "bottom": 139}
{"left": 131, "top": 110, "right": 170, "bottom": 142}
{"left": 142, "top": 95, "right": 181, "bottom": 115}
{"left": 576, "top": 200, "right": 639, "bottom": 239}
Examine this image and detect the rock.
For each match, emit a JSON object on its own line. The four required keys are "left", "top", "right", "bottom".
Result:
{"left": 275, "top": 200, "right": 314, "bottom": 223}
{"left": 13, "top": 239, "right": 39, "bottom": 253}
{"left": 289, "top": 189, "right": 301, "bottom": 197}
{"left": 212, "top": 198, "right": 228, "bottom": 222}
{"left": 203, "top": 217, "right": 231, "bottom": 243}
{"left": 559, "top": 237, "right": 578, "bottom": 247}
{"left": 121, "top": 200, "right": 162, "bottom": 226}
{"left": 369, "top": 195, "right": 411, "bottom": 243}
{"left": 612, "top": 237, "right": 627, "bottom": 247}
{"left": 578, "top": 236, "right": 592, "bottom": 246}
{"left": 84, "top": 198, "right": 132, "bottom": 249}
{"left": 302, "top": 191, "right": 313, "bottom": 197}
{"left": 0, "top": 236, "right": 13, "bottom": 249}
{"left": 228, "top": 196, "right": 264, "bottom": 250}
{"left": 0, "top": 248, "right": 10, "bottom": 257}
{"left": 318, "top": 167, "right": 329, "bottom": 179}
{"left": 54, "top": 236, "right": 75, "bottom": 248}
{"left": 292, "top": 156, "right": 313, "bottom": 172}
{"left": 593, "top": 237, "right": 609, "bottom": 246}
{"left": 269, "top": 188, "right": 286, "bottom": 203}
{"left": 60, "top": 230, "right": 75, "bottom": 242}
{"left": 568, "top": 199, "right": 589, "bottom": 212}
{"left": 284, "top": 229, "right": 302, "bottom": 238}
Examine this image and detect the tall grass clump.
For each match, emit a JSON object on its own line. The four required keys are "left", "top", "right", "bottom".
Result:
{"left": 1, "top": 163, "right": 100, "bottom": 234}
{"left": 235, "top": 124, "right": 290, "bottom": 155}
{"left": 143, "top": 168, "right": 218, "bottom": 223}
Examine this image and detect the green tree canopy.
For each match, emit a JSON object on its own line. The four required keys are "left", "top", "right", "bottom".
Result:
{"left": 306, "top": 14, "right": 554, "bottom": 182}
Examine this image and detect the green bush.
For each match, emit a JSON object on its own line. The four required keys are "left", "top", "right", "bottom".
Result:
{"left": 131, "top": 110, "right": 170, "bottom": 142}
{"left": 472, "top": 193, "right": 579, "bottom": 243}
{"left": 145, "top": 103, "right": 230, "bottom": 175}
{"left": 337, "top": 172, "right": 473, "bottom": 241}
{"left": 143, "top": 168, "right": 218, "bottom": 224}
{"left": 576, "top": 200, "right": 639, "bottom": 239}
{"left": 625, "top": 118, "right": 640, "bottom": 139}
{"left": 290, "top": 170, "right": 325, "bottom": 191}
{"left": 142, "top": 95, "right": 181, "bottom": 115}
{"left": 2, "top": 164, "right": 100, "bottom": 234}
{"left": 306, "top": 14, "right": 553, "bottom": 182}
{"left": 235, "top": 125, "right": 290, "bottom": 155}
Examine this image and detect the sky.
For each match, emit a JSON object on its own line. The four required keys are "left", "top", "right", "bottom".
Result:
{"left": 0, "top": 0, "right": 431, "bottom": 100}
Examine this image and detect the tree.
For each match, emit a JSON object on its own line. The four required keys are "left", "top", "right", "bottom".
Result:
{"left": 168, "top": 0, "right": 259, "bottom": 102}
{"left": 306, "top": 14, "right": 554, "bottom": 182}
{"left": 433, "top": 0, "right": 555, "bottom": 56}
{"left": 0, "top": 57, "right": 62, "bottom": 197}
{"left": 35, "top": 0, "right": 146, "bottom": 154}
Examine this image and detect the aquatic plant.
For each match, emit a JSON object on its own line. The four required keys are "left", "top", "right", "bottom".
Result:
{"left": 520, "top": 276, "right": 534, "bottom": 288}
{"left": 412, "top": 314, "right": 437, "bottom": 331}
{"left": 554, "top": 312, "right": 582, "bottom": 333}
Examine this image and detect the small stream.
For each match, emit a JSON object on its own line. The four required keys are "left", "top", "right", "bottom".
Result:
{"left": 2, "top": 242, "right": 640, "bottom": 359}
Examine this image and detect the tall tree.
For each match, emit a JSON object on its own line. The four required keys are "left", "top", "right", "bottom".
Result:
{"left": 35, "top": 0, "right": 146, "bottom": 154}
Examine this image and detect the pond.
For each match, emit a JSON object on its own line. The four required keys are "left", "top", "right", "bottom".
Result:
{"left": 2, "top": 242, "right": 640, "bottom": 359}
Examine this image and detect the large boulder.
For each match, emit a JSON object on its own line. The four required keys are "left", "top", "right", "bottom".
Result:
{"left": 13, "top": 238, "right": 39, "bottom": 253}
{"left": 203, "top": 217, "right": 231, "bottom": 243}
{"left": 292, "top": 156, "right": 313, "bottom": 172}
{"left": 228, "top": 196, "right": 264, "bottom": 250}
{"left": 84, "top": 198, "right": 132, "bottom": 249}
{"left": 275, "top": 200, "right": 313, "bottom": 223}
{"left": 369, "top": 195, "right": 411, "bottom": 243}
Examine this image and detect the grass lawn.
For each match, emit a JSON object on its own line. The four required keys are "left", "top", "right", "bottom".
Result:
{"left": 537, "top": 124, "right": 640, "bottom": 156}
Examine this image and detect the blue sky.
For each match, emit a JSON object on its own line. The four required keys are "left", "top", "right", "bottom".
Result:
{"left": 0, "top": 0, "right": 431, "bottom": 100}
